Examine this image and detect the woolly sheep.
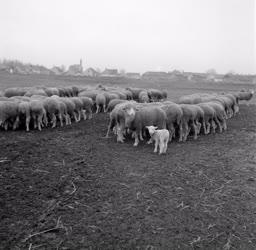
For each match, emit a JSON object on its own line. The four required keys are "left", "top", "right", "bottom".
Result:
{"left": 96, "top": 93, "right": 107, "bottom": 113}
{"left": 123, "top": 105, "right": 167, "bottom": 146}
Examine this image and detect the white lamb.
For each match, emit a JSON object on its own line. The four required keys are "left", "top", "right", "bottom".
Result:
{"left": 146, "top": 126, "right": 170, "bottom": 155}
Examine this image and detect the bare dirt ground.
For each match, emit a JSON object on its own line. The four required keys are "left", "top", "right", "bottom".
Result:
{"left": 0, "top": 72, "right": 256, "bottom": 249}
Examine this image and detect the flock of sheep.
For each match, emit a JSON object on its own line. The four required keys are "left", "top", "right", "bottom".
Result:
{"left": 0, "top": 84, "right": 254, "bottom": 154}
{"left": 105, "top": 88, "right": 254, "bottom": 153}
{"left": 0, "top": 85, "right": 167, "bottom": 131}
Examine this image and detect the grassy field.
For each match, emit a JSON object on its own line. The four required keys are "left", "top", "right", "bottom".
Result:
{"left": 0, "top": 72, "right": 256, "bottom": 249}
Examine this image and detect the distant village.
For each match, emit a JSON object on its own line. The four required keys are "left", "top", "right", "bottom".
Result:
{"left": 0, "top": 59, "right": 255, "bottom": 84}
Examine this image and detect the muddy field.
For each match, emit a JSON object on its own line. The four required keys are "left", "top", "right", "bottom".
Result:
{"left": 0, "top": 73, "right": 256, "bottom": 249}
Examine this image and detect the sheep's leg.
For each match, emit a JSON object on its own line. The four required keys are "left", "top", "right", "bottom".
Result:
{"left": 214, "top": 117, "right": 222, "bottom": 133}
{"left": 139, "top": 130, "right": 144, "bottom": 141}
{"left": 33, "top": 114, "right": 37, "bottom": 129}
{"left": 205, "top": 121, "right": 210, "bottom": 134}
{"left": 37, "top": 114, "right": 43, "bottom": 131}
{"left": 96, "top": 105, "right": 99, "bottom": 114}
{"left": 26, "top": 116, "right": 31, "bottom": 132}
{"left": 133, "top": 132, "right": 139, "bottom": 146}
{"left": 51, "top": 114, "right": 57, "bottom": 128}
{"left": 64, "top": 114, "right": 69, "bottom": 125}
{"left": 183, "top": 122, "right": 189, "bottom": 141}
{"left": 159, "top": 142, "right": 164, "bottom": 155}
{"left": 169, "top": 123, "right": 175, "bottom": 142}
{"left": 88, "top": 110, "right": 93, "bottom": 119}
{"left": 192, "top": 122, "right": 198, "bottom": 140}
{"left": 202, "top": 121, "right": 207, "bottom": 134}
{"left": 222, "top": 119, "right": 227, "bottom": 131}
{"left": 164, "top": 140, "right": 168, "bottom": 153}
{"left": 178, "top": 124, "right": 183, "bottom": 142}
{"left": 154, "top": 140, "right": 159, "bottom": 153}
{"left": 13, "top": 116, "right": 20, "bottom": 130}
{"left": 147, "top": 137, "right": 153, "bottom": 144}
{"left": 58, "top": 114, "right": 63, "bottom": 127}
{"left": 103, "top": 105, "right": 107, "bottom": 113}
{"left": 43, "top": 112, "right": 48, "bottom": 127}
{"left": 4, "top": 122, "right": 8, "bottom": 131}
{"left": 117, "top": 129, "right": 125, "bottom": 143}
{"left": 82, "top": 110, "right": 87, "bottom": 120}
{"left": 77, "top": 111, "right": 81, "bottom": 121}
{"left": 105, "top": 119, "right": 114, "bottom": 138}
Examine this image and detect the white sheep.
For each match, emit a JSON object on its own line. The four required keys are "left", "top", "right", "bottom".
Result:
{"left": 146, "top": 126, "right": 170, "bottom": 155}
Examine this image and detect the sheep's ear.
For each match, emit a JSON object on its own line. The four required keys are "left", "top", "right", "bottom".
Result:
{"left": 154, "top": 126, "right": 158, "bottom": 130}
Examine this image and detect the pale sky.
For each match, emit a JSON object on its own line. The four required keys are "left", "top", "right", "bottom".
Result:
{"left": 0, "top": 0, "right": 255, "bottom": 74}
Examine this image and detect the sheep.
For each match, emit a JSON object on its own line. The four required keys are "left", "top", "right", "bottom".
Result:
{"left": 70, "top": 97, "right": 85, "bottom": 121}
{"left": 25, "top": 88, "right": 47, "bottom": 97}
{"left": 43, "top": 97, "right": 62, "bottom": 128}
{"left": 159, "top": 101, "right": 183, "bottom": 141}
{"left": 79, "top": 96, "right": 94, "bottom": 120}
{"left": 122, "top": 89, "right": 133, "bottom": 100}
{"left": 125, "top": 87, "right": 144, "bottom": 100}
{"left": 0, "top": 101, "right": 20, "bottom": 130}
{"left": 123, "top": 105, "right": 167, "bottom": 146}
{"left": 30, "top": 100, "right": 48, "bottom": 130}
{"left": 146, "top": 126, "right": 170, "bottom": 154}
{"left": 106, "top": 99, "right": 129, "bottom": 112}
{"left": 138, "top": 90, "right": 150, "bottom": 103}
{"left": 222, "top": 93, "right": 239, "bottom": 116}
{"left": 197, "top": 103, "right": 217, "bottom": 134}
{"left": 44, "top": 87, "right": 60, "bottom": 97}
{"left": 71, "top": 86, "right": 79, "bottom": 96}
{"left": 50, "top": 96, "right": 70, "bottom": 126}
{"left": 179, "top": 104, "right": 205, "bottom": 142}
{"left": 18, "top": 101, "right": 31, "bottom": 131}
{"left": 236, "top": 89, "right": 254, "bottom": 101}
{"left": 206, "top": 101, "right": 227, "bottom": 133}
{"left": 61, "top": 98, "right": 78, "bottom": 123}
{"left": 147, "top": 89, "right": 165, "bottom": 102}
{"left": 105, "top": 102, "right": 136, "bottom": 142}
{"left": 95, "top": 93, "right": 107, "bottom": 113}
{"left": 78, "top": 90, "right": 99, "bottom": 101}
{"left": 4, "top": 87, "right": 27, "bottom": 97}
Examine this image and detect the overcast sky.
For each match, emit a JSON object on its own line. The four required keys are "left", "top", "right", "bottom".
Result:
{"left": 0, "top": 0, "right": 255, "bottom": 74}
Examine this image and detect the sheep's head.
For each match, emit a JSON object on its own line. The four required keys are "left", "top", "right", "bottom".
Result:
{"left": 124, "top": 107, "right": 136, "bottom": 128}
{"left": 146, "top": 126, "right": 158, "bottom": 136}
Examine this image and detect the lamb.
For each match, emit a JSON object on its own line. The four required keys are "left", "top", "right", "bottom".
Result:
{"left": 146, "top": 126, "right": 170, "bottom": 154}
